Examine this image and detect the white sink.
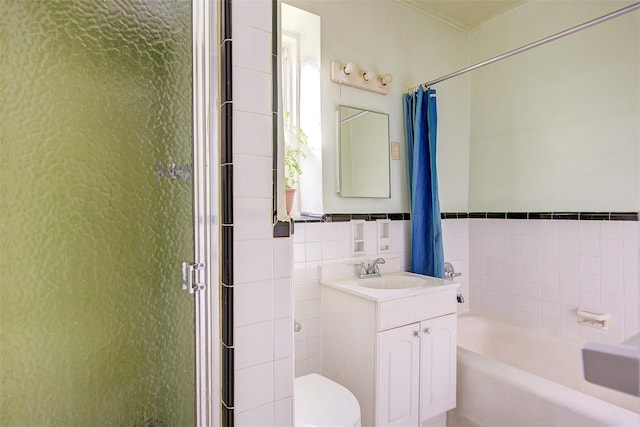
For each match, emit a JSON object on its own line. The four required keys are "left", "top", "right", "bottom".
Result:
{"left": 320, "top": 271, "right": 459, "bottom": 302}
{"left": 358, "top": 275, "right": 426, "bottom": 289}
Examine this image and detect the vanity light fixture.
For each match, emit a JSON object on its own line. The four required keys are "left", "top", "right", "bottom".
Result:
{"left": 362, "top": 70, "right": 377, "bottom": 81}
{"left": 342, "top": 62, "right": 357, "bottom": 76}
{"left": 380, "top": 73, "right": 393, "bottom": 87}
{"left": 330, "top": 61, "right": 392, "bottom": 95}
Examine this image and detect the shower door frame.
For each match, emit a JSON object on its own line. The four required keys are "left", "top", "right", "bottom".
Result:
{"left": 192, "top": 0, "right": 219, "bottom": 425}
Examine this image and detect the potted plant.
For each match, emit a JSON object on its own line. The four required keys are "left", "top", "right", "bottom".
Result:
{"left": 284, "top": 113, "right": 308, "bottom": 216}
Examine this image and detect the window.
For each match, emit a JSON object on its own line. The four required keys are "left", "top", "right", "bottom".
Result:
{"left": 281, "top": 4, "right": 322, "bottom": 216}
{"left": 282, "top": 34, "right": 299, "bottom": 133}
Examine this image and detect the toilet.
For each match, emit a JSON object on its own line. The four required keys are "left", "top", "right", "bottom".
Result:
{"left": 294, "top": 373, "right": 361, "bottom": 427}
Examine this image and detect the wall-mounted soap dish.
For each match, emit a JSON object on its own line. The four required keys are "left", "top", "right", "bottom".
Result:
{"left": 577, "top": 308, "right": 610, "bottom": 331}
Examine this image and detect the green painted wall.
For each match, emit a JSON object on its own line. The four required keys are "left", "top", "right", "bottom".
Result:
{"left": 468, "top": 1, "right": 640, "bottom": 212}
{"left": 1, "top": 1, "right": 195, "bottom": 425}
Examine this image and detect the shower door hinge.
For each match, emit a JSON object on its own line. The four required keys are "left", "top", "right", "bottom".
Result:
{"left": 182, "top": 262, "right": 206, "bottom": 294}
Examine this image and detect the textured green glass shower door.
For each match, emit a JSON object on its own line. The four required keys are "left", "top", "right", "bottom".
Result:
{"left": 1, "top": 1, "right": 196, "bottom": 425}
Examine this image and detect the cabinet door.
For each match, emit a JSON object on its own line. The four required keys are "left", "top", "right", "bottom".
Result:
{"left": 376, "top": 323, "right": 421, "bottom": 427}
{"left": 419, "top": 314, "right": 457, "bottom": 422}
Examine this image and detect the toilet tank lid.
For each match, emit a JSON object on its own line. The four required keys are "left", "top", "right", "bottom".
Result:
{"left": 295, "top": 373, "right": 361, "bottom": 426}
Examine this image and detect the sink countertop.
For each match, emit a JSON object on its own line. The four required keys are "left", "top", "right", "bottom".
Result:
{"left": 320, "top": 271, "right": 460, "bottom": 302}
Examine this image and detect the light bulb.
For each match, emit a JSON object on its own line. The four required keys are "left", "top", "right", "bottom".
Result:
{"left": 363, "top": 70, "right": 376, "bottom": 81}
{"left": 343, "top": 62, "right": 356, "bottom": 76}
{"left": 380, "top": 73, "right": 393, "bottom": 86}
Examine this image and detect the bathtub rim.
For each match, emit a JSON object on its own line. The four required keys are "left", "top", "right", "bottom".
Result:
{"left": 457, "top": 346, "right": 639, "bottom": 424}
{"left": 454, "top": 311, "right": 640, "bottom": 425}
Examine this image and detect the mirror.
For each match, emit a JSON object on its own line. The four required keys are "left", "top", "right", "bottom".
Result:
{"left": 338, "top": 105, "right": 390, "bottom": 198}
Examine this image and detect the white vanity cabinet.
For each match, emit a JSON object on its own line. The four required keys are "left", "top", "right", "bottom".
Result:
{"left": 320, "top": 274, "right": 458, "bottom": 427}
{"left": 376, "top": 314, "right": 457, "bottom": 426}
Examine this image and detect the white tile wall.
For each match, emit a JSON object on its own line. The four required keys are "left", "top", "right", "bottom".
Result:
{"left": 292, "top": 220, "right": 412, "bottom": 376}
{"left": 231, "top": 1, "right": 294, "bottom": 424}
{"left": 441, "top": 219, "right": 470, "bottom": 313}
{"left": 469, "top": 218, "right": 640, "bottom": 342}
{"left": 289, "top": 215, "right": 637, "bottom": 405}
{"left": 234, "top": 111, "right": 272, "bottom": 157}
{"left": 291, "top": 218, "right": 474, "bottom": 377}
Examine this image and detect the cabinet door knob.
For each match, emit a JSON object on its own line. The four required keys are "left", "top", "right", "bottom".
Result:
{"left": 413, "top": 330, "right": 420, "bottom": 338}
{"left": 424, "top": 327, "right": 432, "bottom": 334}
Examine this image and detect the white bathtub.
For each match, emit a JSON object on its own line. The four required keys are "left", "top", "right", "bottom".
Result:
{"left": 447, "top": 313, "right": 640, "bottom": 427}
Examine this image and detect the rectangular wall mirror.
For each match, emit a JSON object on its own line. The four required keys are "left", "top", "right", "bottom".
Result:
{"left": 338, "top": 105, "right": 391, "bottom": 198}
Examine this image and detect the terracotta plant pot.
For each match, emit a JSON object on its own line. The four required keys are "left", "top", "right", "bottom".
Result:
{"left": 285, "top": 188, "right": 296, "bottom": 216}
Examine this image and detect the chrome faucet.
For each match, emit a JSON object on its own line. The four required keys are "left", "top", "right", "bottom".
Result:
{"left": 367, "top": 257, "right": 386, "bottom": 275}
{"left": 355, "top": 257, "right": 386, "bottom": 278}
{"left": 444, "top": 262, "right": 462, "bottom": 280}
{"left": 354, "top": 257, "right": 385, "bottom": 279}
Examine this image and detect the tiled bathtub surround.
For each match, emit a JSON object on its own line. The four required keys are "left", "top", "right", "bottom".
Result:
{"left": 468, "top": 218, "right": 640, "bottom": 342}
{"left": 441, "top": 219, "right": 471, "bottom": 313}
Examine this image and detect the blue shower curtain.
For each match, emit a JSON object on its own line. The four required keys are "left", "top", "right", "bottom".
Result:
{"left": 403, "top": 86, "right": 445, "bottom": 278}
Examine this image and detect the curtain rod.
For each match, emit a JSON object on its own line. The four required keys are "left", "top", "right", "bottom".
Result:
{"left": 409, "top": 2, "right": 640, "bottom": 92}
